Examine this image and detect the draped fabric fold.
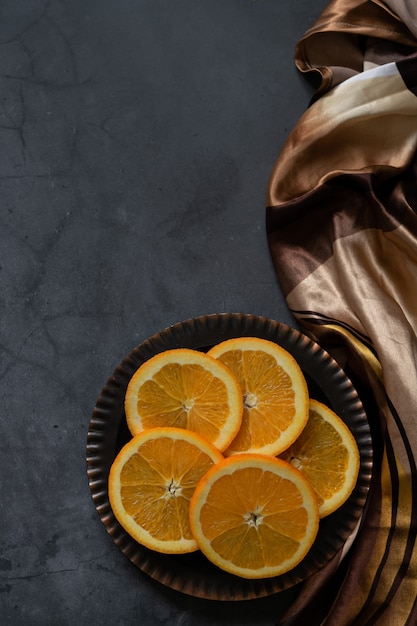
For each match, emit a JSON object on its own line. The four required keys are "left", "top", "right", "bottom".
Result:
{"left": 266, "top": 1, "right": 417, "bottom": 624}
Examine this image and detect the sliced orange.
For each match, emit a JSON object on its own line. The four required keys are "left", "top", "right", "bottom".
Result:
{"left": 279, "top": 399, "right": 360, "bottom": 517}
{"left": 108, "top": 427, "right": 223, "bottom": 554}
{"left": 124, "top": 348, "right": 243, "bottom": 452}
{"left": 208, "top": 337, "right": 309, "bottom": 456}
{"left": 189, "top": 454, "right": 319, "bottom": 579}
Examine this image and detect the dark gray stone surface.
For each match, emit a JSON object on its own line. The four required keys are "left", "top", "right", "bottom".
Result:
{"left": 1, "top": 1, "right": 328, "bottom": 624}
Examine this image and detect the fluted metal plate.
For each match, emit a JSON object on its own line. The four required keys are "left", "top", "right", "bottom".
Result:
{"left": 86, "top": 313, "right": 373, "bottom": 600}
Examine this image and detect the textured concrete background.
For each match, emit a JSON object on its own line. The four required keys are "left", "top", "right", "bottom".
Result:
{"left": 1, "top": 1, "right": 327, "bottom": 624}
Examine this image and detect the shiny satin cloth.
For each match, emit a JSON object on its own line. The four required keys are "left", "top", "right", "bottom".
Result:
{"left": 266, "top": 1, "right": 417, "bottom": 624}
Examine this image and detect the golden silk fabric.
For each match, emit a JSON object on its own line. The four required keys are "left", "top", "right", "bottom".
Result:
{"left": 266, "top": 1, "right": 417, "bottom": 625}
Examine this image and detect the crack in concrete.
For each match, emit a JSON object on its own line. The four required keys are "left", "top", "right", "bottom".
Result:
{"left": 0, "top": 553, "right": 110, "bottom": 583}
{"left": 0, "top": 0, "right": 52, "bottom": 46}
{"left": 0, "top": 338, "right": 82, "bottom": 409}
{"left": 2, "top": 74, "right": 94, "bottom": 90}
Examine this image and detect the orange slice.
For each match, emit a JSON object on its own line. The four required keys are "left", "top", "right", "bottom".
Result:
{"left": 279, "top": 399, "right": 360, "bottom": 517}
{"left": 124, "top": 348, "right": 243, "bottom": 452}
{"left": 208, "top": 337, "right": 309, "bottom": 456}
{"left": 189, "top": 454, "right": 319, "bottom": 578}
{"left": 108, "top": 427, "right": 223, "bottom": 554}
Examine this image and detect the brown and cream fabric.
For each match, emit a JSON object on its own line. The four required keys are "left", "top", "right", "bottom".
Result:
{"left": 266, "top": 1, "right": 417, "bottom": 624}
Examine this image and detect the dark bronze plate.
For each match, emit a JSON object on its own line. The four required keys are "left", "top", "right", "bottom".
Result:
{"left": 86, "top": 313, "right": 373, "bottom": 600}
